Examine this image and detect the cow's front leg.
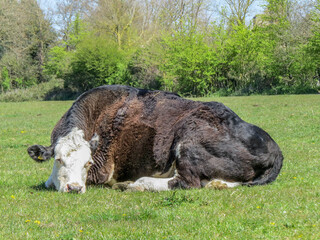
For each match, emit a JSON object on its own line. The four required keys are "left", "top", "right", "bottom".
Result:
{"left": 126, "top": 176, "right": 176, "bottom": 192}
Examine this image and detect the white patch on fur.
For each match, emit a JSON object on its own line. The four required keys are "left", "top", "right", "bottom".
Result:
{"left": 127, "top": 170, "right": 179, "bottom": 191}
{"left": 127, "top": 176, "right": 175, "bottom": 191}
{"left": 176, "top": 143, "right": 182, "bottom": 158}
{"left": 46, "top": 127, "right": 93, "bottom": 193}
{"left": 91, "top": 133, "right": 99, "bottom": 143}
{"left": 152, "top": 161, "right": 176, "bottom": 178}
{"left": 204, "top": 179, "right": 241, "bottom": 188}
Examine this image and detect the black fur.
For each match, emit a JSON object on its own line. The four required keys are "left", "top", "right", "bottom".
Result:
{"left": 27, "top": 145, "right": 53, "bottom": 162}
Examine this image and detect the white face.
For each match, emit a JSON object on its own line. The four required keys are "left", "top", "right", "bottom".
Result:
{"left": 45, "top": 128, "right": 93, "bottom": 193}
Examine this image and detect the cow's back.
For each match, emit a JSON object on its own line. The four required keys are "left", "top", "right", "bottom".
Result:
{"left": 97, "top": 89, "right": 198, "bottom": 182}
{"left": 51, "top": 85, "right": 138, "bottom": 144}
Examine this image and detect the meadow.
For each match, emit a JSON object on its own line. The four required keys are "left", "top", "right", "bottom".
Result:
{"left": 0, "top": 94, "right": 319, "bottom": 239}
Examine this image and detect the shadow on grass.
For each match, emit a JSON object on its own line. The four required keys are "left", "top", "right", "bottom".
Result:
{"left": 30, "top": 182, "right": 105, "bottom": 193}
{"left": 30, "top": 182, "right": 55, "bottom": 192}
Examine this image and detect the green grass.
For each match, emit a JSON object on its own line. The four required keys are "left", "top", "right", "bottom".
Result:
{"left": 0, "top": 95, "right": 319, "bottom": 239}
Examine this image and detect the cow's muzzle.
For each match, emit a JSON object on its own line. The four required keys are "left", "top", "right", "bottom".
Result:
{"left": 66, "top": 183, "right": 83, "bottom": 193}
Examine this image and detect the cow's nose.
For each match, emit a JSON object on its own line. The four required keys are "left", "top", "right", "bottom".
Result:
{"left": 66, "top": 183, "right": 83, "bottom": 193}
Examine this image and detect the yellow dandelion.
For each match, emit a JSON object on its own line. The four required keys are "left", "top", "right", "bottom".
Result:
{"left": 21, "top": 131, "right": 26, "bottom": 134}
{"left": 293, "top": 177, "right": 297, "bottom": 179}
{"left": 79, "top": 229, "right": 83, "bottom": 233}
{"left": 122, "top": 214, "right": 126, "bottom": 216}
{"left": 270, "top": 222, "right": 275, "bottom": 225}
{"left": 25, "top": 220, "right": 31, "bottom": 223}
{"left": 298, "top": 235, "right": 303, "bottom": 238}
{"left": 11, "top": 195, "right": 15, "bottom": 199}
{"left": 34, "top": 220, "right": 41, "bottom": 225}
{"left": 312, "top": 224, "right": 316, "bottom": 227}
{"left": 256, "top": 206, "right": 261, "bottom": 209}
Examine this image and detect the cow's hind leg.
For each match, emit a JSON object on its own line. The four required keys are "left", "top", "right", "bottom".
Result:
{"left": 166, "top": 143, "right": 204, "bottom": 190}
{"left": 167, "top": 142, "right": 242, "bottom": 190}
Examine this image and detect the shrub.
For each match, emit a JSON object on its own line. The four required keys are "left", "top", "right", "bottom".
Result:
{"left": 64, "top": 36, "right": 130, "bottom": 92}
{"left": 0, "top": 78, "right": 69, "bottom": 102}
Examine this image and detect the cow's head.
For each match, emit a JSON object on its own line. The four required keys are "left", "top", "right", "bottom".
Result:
{"left": 27, "top": 128, "right": 99, "bottom": 193}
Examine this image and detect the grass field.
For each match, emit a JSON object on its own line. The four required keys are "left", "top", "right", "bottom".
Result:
{"left": 0, "top": 95, "right": 319, "bottom": 239}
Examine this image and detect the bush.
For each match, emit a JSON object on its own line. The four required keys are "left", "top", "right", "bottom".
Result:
{"left": 64, "top": 36, "right": 130, "bottom": 92}
{"left": 160, "top": 29, "right": 219, "bottom": 96}
{"left": 0, "top": 78, "right": 76, "bottom": 102}
{"left": 44, "top": 46, "right": 71, "bottom": 79}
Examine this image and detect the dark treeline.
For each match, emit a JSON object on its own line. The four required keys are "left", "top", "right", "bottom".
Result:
{"left": 1, "top": 0, "right": 320, "bottom": 97}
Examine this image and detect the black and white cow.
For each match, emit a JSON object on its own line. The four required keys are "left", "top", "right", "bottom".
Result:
{"left": 27, "top": 85, "right": 283, "bottom": 193}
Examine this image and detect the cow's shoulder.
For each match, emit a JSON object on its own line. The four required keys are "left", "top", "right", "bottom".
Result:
{"left": 136, "top": 88, "right": 180, "bottom": 99}
{"left": 75, "top": 85, "right": 137, "bottom": 102}
{"left": 202, "top": 101, "right": 240, "bottom": 121}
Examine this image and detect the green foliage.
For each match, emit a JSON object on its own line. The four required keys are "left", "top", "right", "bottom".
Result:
{"left": 305, "top": 0, "right": 320, "bottom": 84}
{"left": 65, "top": 13, "right": 87, "bottom": 51}
{"left": 0, "top": 67, "right": 25, "bottom": 93}
{"left": 3, "top": 0, "right": 320, "bottom": 97}
{"left": 262, "top": 0, "right": 290, "bottom": 27}
{"left": 44, "top": 15, "right": 87, "bottom": 80}
{"left": 160, "top": 28, "right": 218, "bottom": 96}
{"left": 65, "top": 35, "right": 130, "bottom": 91}
{"left": 44, "top": 46, "right": 70, "bottom": 78}
{"left": 0, "top": 78, "right": 67, "bottom": 102}
{"left": 157, "top": 12, "right": 318, "bottom": 97}
{"left": 0, "top": 67, "right": 11, "bottom": 92}
{"left": 250, "top": 0, "right": 318, "bottom": 93}
{"left": 126, "top": 46, "right": 163, "bottom": 90}
{"left": 0, "top": 0, "right": 54, "bottom": 88}
{"left": 222, "top": 23, "right": 271, "bottom": 91}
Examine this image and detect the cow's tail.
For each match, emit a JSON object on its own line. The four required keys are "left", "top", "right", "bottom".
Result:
{"left": 243, "top": 151, "right": 284, "bottom": 186}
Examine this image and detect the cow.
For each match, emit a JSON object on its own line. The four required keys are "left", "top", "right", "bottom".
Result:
{"left": 27, "top": 85, "right": 283, "bottom": 193}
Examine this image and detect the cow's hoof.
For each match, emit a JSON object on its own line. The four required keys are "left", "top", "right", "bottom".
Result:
{"left": 112, "top": 181, "right": 134, "bottom": 191}
{"left": 126, "top": 185, "right": 145, "bottom": 192}
{"left": 205, "top": 180, "right": 228, "bottom": 190}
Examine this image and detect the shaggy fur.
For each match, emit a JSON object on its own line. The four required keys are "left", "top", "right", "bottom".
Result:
{"left": 28, "top": 85, "right": 283, "bottom": 192}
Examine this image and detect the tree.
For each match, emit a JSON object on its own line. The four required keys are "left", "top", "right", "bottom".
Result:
{"left": 258, "top": 0, "right": 317, "bottom": 92}
{"left": 305, "top": 0, "right": 320, "bottom": 86}
{"left": 53, "top": 0, "right": 92, "bottom": 51}
{"left": 0, "top": 0, "right": 54, "bottom": 92}
{"left": 222, "top": 0, "right": 257, "bottom": 25}
{"left": 26, "top": 0, "right": 56, "bottom": 81}
{"left": 89, "top": 0, "right": 142, "bottom": 49}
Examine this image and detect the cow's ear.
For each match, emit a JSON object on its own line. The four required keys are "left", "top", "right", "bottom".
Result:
{"left": 27, "top": 145, "right": 53, "bottom": 162}
{"left": 89, "top": 133, "right": 99, "bottom": 155}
